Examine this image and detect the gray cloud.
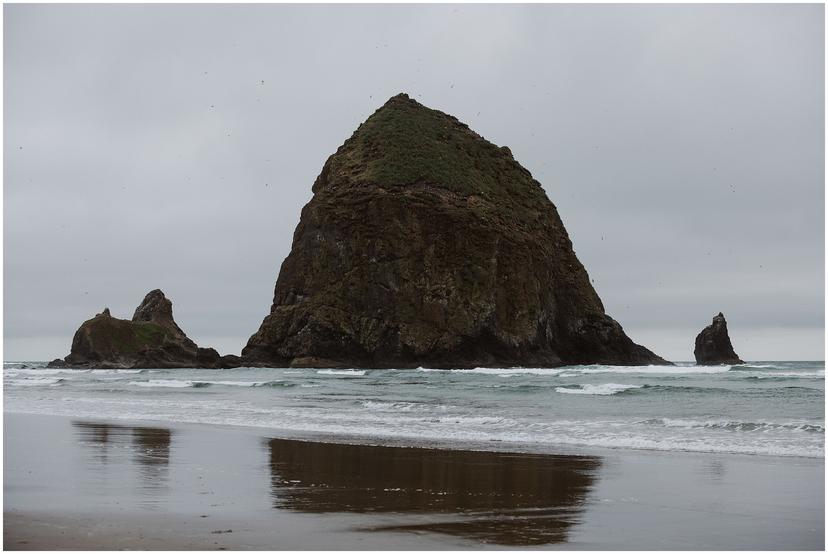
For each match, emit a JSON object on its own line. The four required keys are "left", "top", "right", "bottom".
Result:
{"left": 4, "top": 4, "right": 824, "bottom": 361}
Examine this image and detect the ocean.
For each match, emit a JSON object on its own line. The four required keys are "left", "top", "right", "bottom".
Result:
{"left": 3, "top": 361, "right": 824, "bottom": 459}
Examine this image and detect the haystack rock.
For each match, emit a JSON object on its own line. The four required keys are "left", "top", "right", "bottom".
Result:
{"left": 243, "top": 93, "right": 669, "bottom": 369}
{"left": 694, "top": 312, "right": 744, "bottom": 365}
{"left": 49, "top": 289, "right": 240, "bottom": 369}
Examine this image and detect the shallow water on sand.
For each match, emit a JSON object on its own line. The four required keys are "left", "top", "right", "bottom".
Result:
{"left": 3, "top": 414, "right": 823, "bottom": 549}
{"left": 3, "top": 361, "right": 824, "bottom": 458}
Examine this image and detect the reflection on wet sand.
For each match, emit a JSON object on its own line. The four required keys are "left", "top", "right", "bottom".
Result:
{"left": 71, "top": 421, "right": 114, "bottom": 464}
{"left": 131, "top": 426, "right": 172, "bottom": 492}
{"left": 72, "top": 421, "right": 172, "bottom": 502}
{"left": 267, "top": 438, "right": 601, "bottom": 545}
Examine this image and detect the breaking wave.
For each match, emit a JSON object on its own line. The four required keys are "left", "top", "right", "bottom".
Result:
{"left": 317, "top": 369, "right": 367, "bottom": 376}
{"left": 4, "top": 360, "right": 823, "bottom": 458}
{"left": 8, "top": 377, "right": 65, "bottom": 386}
{"left": 555, "top": 383, "right": 641, "bottom": 395}
{"left": 641, "top": 418, "right": 824, "bottom": 434}
{"left": 128, "top": 379, "right": 294, "bottom": 389}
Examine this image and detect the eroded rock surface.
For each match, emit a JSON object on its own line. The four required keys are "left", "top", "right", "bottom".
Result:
{"left": 694, "top": 312, "right": 744, "bottom": 365}
{"left": 243, "top": 93, "right": 669, "bottom": 368}
{"left": 49, "top": 290, "right": 241, "bottom": 369}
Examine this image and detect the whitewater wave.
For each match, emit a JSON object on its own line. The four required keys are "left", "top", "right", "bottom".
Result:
{"left": 639, "top": 384, "right": 730, "bottom": 394}
{"left": 555, "top": 383, "right": 641, "bottom": 396}
{"left": 9, "top": 398, "right": 819, "bottom": 458}
{"left": 576, "top": 365, "right": 731, "bottom": 375}
{"left": 90, "top": 369, "right": 144, "bottom": 374}
{"left": 736, "top": 370, "right": 825, "bottom": 379}
{"left": 435, "top": 415, "right": 507, "bottom": 425}
{"left": 5, "top": 368, "right": 89, "bottom": 376}
{"left": 418, "top": 367, "right": 567, "bottom": 377}
{"left": 207, "top": 380, "right": 295, "bottom": 388}
{"left": 361, "top": 400, "right": 449, "bottom": 412}
{"left": 5, "top": 358, "right": 822, "bottom": 459}
{"left": 128, "top": 379, "right": 200, "bottom": 388}
{"left": 5, "top": 368, "right": 146, "bottom": 378}
{"left": 8, "top": 377, "right": 64, "bottom": 386}
{"left": 417, "top": 365, "right": 732, "bottom": 376}
{"left": 317, "top": 369, "right": 367, "bottom": 376}
{"left": 3, "top": 362, "right": 48, "bottom": 370}
{"left": 641, "top": 418, "right": 824, "bottom": 434}
{"left": 127, "top": 379, "right": 293, "bottom": 389}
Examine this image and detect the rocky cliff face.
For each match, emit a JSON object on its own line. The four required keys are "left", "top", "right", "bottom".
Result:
{"left": 243, "top": 93, "right": 669, "bottom": 368}
{"left": 49, "top": 290, "right": 238, "bottom": 369}
{"left": 694, "top": 312, "right": 744, "bottom": 365}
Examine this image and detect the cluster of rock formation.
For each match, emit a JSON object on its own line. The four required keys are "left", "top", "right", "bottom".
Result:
{"left": 48, "top": 290, "right": 241, "bottom": 369}
{"left": 49, "top": 94, "right": 744, "bottom": 369}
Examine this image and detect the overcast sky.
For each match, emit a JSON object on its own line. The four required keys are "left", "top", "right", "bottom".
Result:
{"left": 4, "top": 4, "right": 824, "bottom": 362}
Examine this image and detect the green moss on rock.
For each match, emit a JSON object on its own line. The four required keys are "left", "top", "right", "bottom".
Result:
{"left": 243, "top": 94, "right": 669, "bottom": 368}
{"left": 54, "top": 290, "right": 234, "bottom": 369}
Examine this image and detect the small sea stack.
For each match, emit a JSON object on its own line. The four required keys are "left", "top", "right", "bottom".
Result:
{"left": 48, "top": 289, "right": 240, "bottom": 369}
{"left": 694, "top": 312, "right": 744, "bottom": 365}
{"left": 243, "top": 93, "right": 670, "bottom": 369}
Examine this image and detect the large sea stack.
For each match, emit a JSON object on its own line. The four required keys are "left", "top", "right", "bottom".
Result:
{"left": 49, "top": 290, "right": 238, "bottom": 369}
{"left": 694, "top": 312, "right": 744, "bottom": 365}
{"left": 243, "top": 94, "right": 669, "bottom": 369}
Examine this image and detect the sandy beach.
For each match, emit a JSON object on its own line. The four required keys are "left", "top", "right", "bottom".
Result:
{"left": 3, "top": 412, "right": 823, "bottom": 550}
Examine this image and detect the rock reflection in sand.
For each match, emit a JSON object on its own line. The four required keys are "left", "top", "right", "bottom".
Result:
{"left": 72, "top": 421, "right": 172, "bottom": 505}
{"left": 266, "top": 438, "right": 601, "bottom": 546}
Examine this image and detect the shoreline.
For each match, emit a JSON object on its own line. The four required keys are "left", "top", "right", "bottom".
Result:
{"left": 6, "top": 359, "right": 823, "bottom": 461}
{"left": 4, "top": 412, "right": 824, "bottom": 550}
{"left": 4, "top": 407, "right": 822, "bottom": 461}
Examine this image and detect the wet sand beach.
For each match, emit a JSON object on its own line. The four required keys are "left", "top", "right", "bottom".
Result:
{"left": 3, "top": 413, "right": 824, "bottom": 550}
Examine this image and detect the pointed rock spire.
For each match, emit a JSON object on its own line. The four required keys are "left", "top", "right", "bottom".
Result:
{"left": 132, "top": 289, "right": 186, "bottom": 338}
{"left": 694, "top": 312, "right": 744, "bottom": 365}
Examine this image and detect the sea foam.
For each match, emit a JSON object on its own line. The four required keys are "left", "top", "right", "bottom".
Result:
{"left": 555, "top": 383, "right": 641, "bottom": 395}
{"left": 317, "top": 369, "right": 367, "bottom": 376}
